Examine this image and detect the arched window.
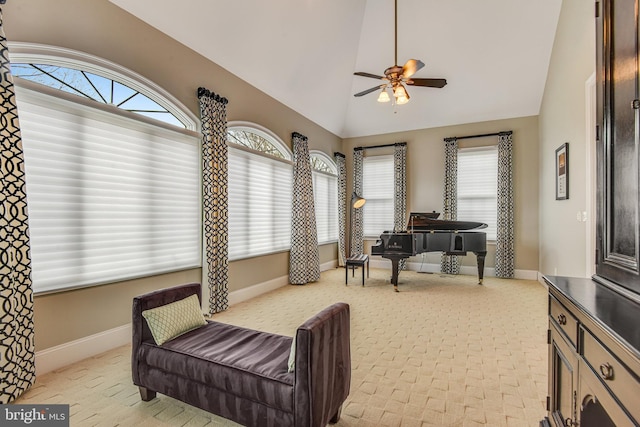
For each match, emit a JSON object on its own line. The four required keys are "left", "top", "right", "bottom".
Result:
{"left": 10, "top": 44, "right": 201, "bottom": 293}
{"left": 9, "top": 43, "right": 196, "bottom": 129}
{"left": 310, "top": 151, "right": 338, "bottom": 244}
{"left": 227, "top": 122, "right": 293, "bottom": 259}
{"left": 228, "top": 126, "right": 291, "bottom": 160}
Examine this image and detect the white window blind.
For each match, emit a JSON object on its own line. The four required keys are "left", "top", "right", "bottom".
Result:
{"left": 312, "top": 170, "right": 338, "bottom": 244}
{"left": 16, "top": 84, "right": 201, "bottom": 294}
{"left": 362, "top": 155, "right": 395, "bottom": 237}
{"left": 228, "top": 145, "right": 292, "bottom": 259}
{"left": 457, "top": 146, "right": 498, "bottom": 240}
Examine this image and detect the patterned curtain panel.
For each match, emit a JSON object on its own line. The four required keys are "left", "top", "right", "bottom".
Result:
{"left": 351, "top": 149, "right": 364, "bottom": 256}
{"left": 394, "top": 143, "right": 407, "bottom": 269}
{"left": 198, "top": 87, "right": 229, "bottom": 314}
{"left": 495, "top": 131, "right": 515, "bottom": 278}
{"left": 441, "top": 138, "right": 460, "bottom": 274}
{"left": 0, "top": 9, "right": 36, "bottom": 403}
{"left": 289, "top": 132, "right": 320, "bottom": 285}
{"left": 335, "top": 152, "right": 347, "bottom": 266}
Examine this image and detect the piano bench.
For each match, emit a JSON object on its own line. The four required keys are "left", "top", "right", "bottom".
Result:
{"left": 346, "top": 254, "right": 369, "bottom": 286}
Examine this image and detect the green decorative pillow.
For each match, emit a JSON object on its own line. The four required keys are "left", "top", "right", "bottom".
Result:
{"left": 287, "top": 333, "right": 297, "bottom": 373}
{"left": 142, "top": 294, "right": 207, "bottom": 345}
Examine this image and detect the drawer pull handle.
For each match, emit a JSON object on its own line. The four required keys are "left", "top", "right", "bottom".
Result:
{"left": 599, "top": 362, "right": 614, "bottom": 380}
{"left": 557, "top": 313, "right": 567, "bottom": 325}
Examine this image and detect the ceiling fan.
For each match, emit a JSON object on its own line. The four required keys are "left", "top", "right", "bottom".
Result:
{"left": 353, "top": 0, "right": 447, "bottom": 105}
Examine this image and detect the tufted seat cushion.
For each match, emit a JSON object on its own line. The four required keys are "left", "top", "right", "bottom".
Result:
{"left": 139, "top": 321, "right": 294, "bottom": 413}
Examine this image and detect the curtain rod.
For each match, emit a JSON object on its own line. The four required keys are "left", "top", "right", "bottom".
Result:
{"left": 354, "top": 141, "right": 406, "bottom": 152}
{"left": 444, "top": 130, "right": 512, "bottom": 142}
{"left": 197, "top": 87, "right": 228, "bottom": 105}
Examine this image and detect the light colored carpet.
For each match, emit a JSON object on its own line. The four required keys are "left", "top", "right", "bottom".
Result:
{"left": 16, "top": 267, "right": 549, "bottom": 427}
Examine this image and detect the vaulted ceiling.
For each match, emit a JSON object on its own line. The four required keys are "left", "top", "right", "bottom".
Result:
{"left": 109, "top": 0, "right": 561, "bottom": 138}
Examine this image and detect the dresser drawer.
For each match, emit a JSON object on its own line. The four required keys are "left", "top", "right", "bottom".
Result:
{"left": 549, "top": 296, "right": 578, "bottom": 348}
{"left": 582, "top": 327, "right": 640, "bottom": 423}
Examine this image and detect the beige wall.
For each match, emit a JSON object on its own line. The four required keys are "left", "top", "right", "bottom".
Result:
{"left": 33, "top": 269, "right": 201, "bottom": 350}
{"left": 538, "top": 0, "right": 595, "bottom": 278}
{"left": 4, "top": 0, "right": 341, "bottom": 350}
{"left": 4, "top": 0, "right": 592, "bottom": 353}
{"left": 343, "top": 115, "right": 540, "bottom": 272}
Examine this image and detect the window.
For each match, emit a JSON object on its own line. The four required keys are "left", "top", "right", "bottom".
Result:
{"left": 362, "top": 155, "right": 395, "bottom": 237}
{"left": 310, "top": 151, "right": 338, "bottom": 244}
{"left": 227, "top": 123, "right": 292, "bottom": 259}
{"left": 228, "top": 127, "right": 287, "bottom": 159}
{"left": 9, "top": 44, "right": 194, "bottom": 130}
{"left": 457, "top": 146, "right": 498, "bottom": 240}
{"left": 12, "top": 45, "right": 201, "bottom": 294}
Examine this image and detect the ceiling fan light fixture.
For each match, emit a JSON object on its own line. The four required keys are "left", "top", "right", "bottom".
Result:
{"left": 394, "top": 83, "right": 410, "bottom": 104}
{"left": 396, "top": 94, "right": 410, "bottom": 105}
{"left": 377, "top": 88, "right": 391, "bottom": 103}
{"left": 352, "top": 0, "right": 447, "bottom": 104}
{"left": 393, "top": 84, "right": 406, "bottom": 98}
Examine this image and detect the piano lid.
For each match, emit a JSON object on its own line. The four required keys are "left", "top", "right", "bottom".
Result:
{"left": 407, "top": 212, "right": 487, "bottom": 231}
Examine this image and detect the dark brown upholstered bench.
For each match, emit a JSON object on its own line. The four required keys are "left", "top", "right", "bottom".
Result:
{"left": 132, "top": 283, "right": 351, "bottom": 427}
{"left": 345, "top": 254, "right": 369, "bottom": 286}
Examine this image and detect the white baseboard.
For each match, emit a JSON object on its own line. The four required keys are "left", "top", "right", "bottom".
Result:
{"left": 319, "top": 260, "right": 338, "bottom": 272}
{"left": 36, "top": 260, "right": 340, "bottom": 374}
{"left": 35, "top": 324, "right": 131, "bottom": 375}
{"left": 35, "top": 276, "right": 288, "bottom": 374}
{"left": 227, "top": 275, "right": 289, "bottom": 306}
{"left": 227, "top": 259, "right": 337, "bottom": 306}
{"left": 36, "top": 258, "right": 540, "bottom": 375}
{"left": 369, "top": 257, "right": 538, "bottom": 280}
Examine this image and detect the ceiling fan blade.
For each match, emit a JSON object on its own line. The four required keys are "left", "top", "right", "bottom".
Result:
{"left": 401, "top": 59, "right": 425, "bottom": 79}
{"left": 407, "top": 78, "right": 448, "bottom": 88}
{"left": 354, "top": 85, "right": 385, "bottom": 97}
{"left": 354, "top": 72, "right": 385, "bottom": 80}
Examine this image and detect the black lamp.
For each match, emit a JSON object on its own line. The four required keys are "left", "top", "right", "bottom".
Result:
{"left": 348, "top": 192, "right": 366, "bottom": 258}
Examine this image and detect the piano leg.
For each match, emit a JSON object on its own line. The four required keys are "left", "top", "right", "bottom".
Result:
{"left": 389, "top": 257, "right": 401, "bottom": 292}
{"left": 474, "top": 251, "right": 487, "bottom": 285}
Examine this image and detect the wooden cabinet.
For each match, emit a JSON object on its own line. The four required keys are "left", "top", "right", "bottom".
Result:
{"left": 595, "top": 0, "right": 640, "bottom": 294}
{"left": 581, "top": 326, "right": 640, "bottom": 424}
{"left": 548, "top": 323, "right": 578, "bottom": 427}
{"left": 542, "top": 277, "right": 640, "bottom": 427}
{"left": 542, "top": 1, "right": 640, "bottom": 425}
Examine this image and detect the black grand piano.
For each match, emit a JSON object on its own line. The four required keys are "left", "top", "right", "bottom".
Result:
{"left": 371, "top": 212, "right": 487, "bottom": 291}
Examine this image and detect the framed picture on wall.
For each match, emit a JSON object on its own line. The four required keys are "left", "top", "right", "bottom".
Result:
{"left": 555, "top": 142, "right": 569, "bottom": 200}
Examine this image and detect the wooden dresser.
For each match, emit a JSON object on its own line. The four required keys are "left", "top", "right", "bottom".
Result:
{"left": 542, "top": 276, "right": 640, "bottom": 427}
{"left": 544, "top": 0, "right": 640, "bottom": 424}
